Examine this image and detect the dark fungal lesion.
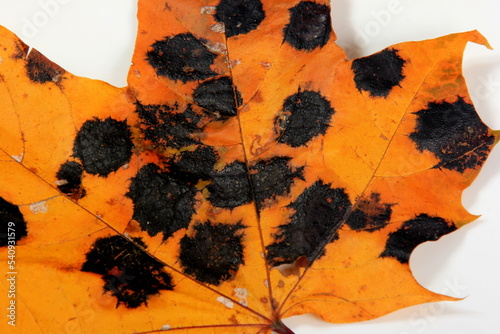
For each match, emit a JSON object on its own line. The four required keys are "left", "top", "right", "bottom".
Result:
{"left": 410, "top": 97, "right": 495, "bottom": 173}
{"left": 351, "top": 48, "right": 406, "bottom": 97}
{"left": 53, "top": 117, "right": 133, "bottom": 202}
{"left": 380, "top": 214, "right": 456, "bottom": 264}
{"left": 135, "top": 101, "right": 202, "bottom": 150}
{"left": 0, "top": 197, "right": 27, "bottom": 247}
{"left": 193, "top": 76, "right": 243, "bottom": 118}
{"left": 276, "top": 90, "right": 335, "bottom": 147}
{"left": 10, "top": 35, "right": 58, "bottom": 81}
{"left": 207, "top": 157, "right": 304, "bottom": 210}
{"left": 214, "top": 0, "right": 266, "bottom": 38}
{"left": 125, "top": 143, "right": 222, "bottom": 240}
{"left": 24, "top": 48, "right": 65, "bottom": 84}
{"left": 249, "top": 156, "right": 304, "bottom": 209}
{"left": 345, "top": 193, "right": 392, "bottom": 232}
{"left": 135, "top": 86, "right": 242, "bottom": 153}
{"left": 126, "top": 163, "right": 198, "bottom": 240}
{"left": 207, "top": 161, "right": 252, "bottom": 209}
{"left": 72, "top": 117, "right": 133, "bottom": 177}
{"left": 179, "top": 221, "right": 246, "bottom": 286}
{"left": 81, "top": 235, "right": 174, "bottom": 308}
{"left": 266, "top": 180, "right": 351, "bottom": 267}
{"left": 283, "top": 1, "right": 332, "bottom": 51}
{"left": 55, "top": 161, "right": 86, "bottom": 200}
{"left": 166, "top": 145, "right": 219, "bottom": 184}
{"left": 146, "top": 33, "right": 217, "bottom": 83}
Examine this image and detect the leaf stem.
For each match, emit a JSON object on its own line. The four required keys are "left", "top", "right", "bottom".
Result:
{"left": 271, "top": 319, "right": 295, "bottom": 334}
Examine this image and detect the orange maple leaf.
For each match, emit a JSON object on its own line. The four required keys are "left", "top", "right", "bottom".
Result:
{"left": 0, "top": 1, "right": 499, "bottom": 334}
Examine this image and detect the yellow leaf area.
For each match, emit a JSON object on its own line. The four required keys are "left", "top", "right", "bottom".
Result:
{"left": 0, "top": 1, "right": 498, "bottom": 333}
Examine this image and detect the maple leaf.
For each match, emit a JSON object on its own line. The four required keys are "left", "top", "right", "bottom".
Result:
{"left": 0, "top": 1, "right": 499, "bottom": 334}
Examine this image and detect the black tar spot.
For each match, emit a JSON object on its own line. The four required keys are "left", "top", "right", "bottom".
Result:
{"left": 179, "top": 221, "right": 246, "bottom": 285}
{"left": 126, "top": 164, "right": 197, "bottom": 240}
{"left": 207, "top": 161, "right": 252, "bottom": 208}
{"left": 168, "top": 145, "right": 219, "bottom": 184}
{"left": 146, "top": 33, "right": 217, "bottom": 83}
{"left": 352, "top": 48, "right": 405, "bottom": 97}
{"left": 277, "top": 90, "right": 335, "bottom": 147}
{"left": 250, "top": 157, "right": 304, "bottom": 208}
{"left": 193, "top": 76, "right": 243, "bottom": 117}
{"left": 135, "top": 102, "right": 201, "bottom": 149}
{"left": 214, "top": 0, "right": 265, "bottom": 38}
{"left": 25, "top": 48, "right": 65, "bottom": 83}
{"left": 0, "top": 197, "right": 27, "bottom": 247}
{"left": 410, "top": 97, "right": 495, "bottom": 173}
{"left": 380, "top": 214, "right": 456, "bottom": 264}
{"left": 208, "top": 157, "right": 303, "bottom": 209}
{"left": 346, "top": 193, "right": 392, "bottom": 232}
{"left": 81, "top": 235, "right": 173, "bottom": 308}
{"left": 283, "top": 1, "right": 332, "bottom": 51}
{"left": 56, "top": 161, "right": 86, "bottom": 199}
{"left": 266, "top": 181, "right": 351, "bottom": 267}
{"left": 73, "top": 117, "right": 133, "bottom": 177}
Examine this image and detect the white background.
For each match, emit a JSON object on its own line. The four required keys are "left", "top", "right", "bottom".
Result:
{"left": 0, "top": 1, "right": 499, "bottom": 333}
